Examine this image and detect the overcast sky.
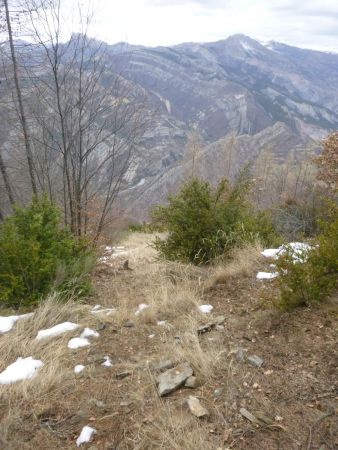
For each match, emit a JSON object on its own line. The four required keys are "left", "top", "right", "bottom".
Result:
{"left": 73, "top": 0, "right": 338, "bottom": 52}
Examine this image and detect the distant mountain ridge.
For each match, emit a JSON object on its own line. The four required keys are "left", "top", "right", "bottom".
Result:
{"left": 102, "top": 34, "right": 338, "bottom": 218}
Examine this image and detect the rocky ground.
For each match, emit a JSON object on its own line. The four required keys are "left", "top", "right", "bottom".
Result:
{"left": 0, "top": 233, "right": 336, "bottom": 449}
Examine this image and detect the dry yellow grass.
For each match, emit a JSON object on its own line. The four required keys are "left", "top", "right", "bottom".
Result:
{"left": 206, "top": 240, "right": 263, "bottom": 287}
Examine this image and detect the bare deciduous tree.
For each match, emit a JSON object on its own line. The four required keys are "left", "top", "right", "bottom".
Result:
{"left": 22, "top": 0, "right": 148, "bottom": 241}
{"left": 2, "top": 0, "right": 37, "bottom": 195}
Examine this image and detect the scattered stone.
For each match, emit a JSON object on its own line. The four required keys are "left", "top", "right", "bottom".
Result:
{"left": 215, "top": 315, "right": 226, "bottom": 325}
{"left": 89, "top": 399, "right": 105, "bottom": 409}
{"left": 123, "top": 260, "right": 132, "bottom": 270}
{"left": 235, "top": 348, "right": 246, "bottom": 362}
{"left": 123, "top": 320, "right": 134, "bottom": 328}
{"left": 174, "top": 335, "right": 181, "bottom": 343}
{"left": 197, "top": 315, "right": 226, "bottom": 335}
{"left": 69, "top": 411, "right": 86, "bottom": 425}
{"left": 247, "top": 355, "right": 264, "bottom": 368}
{"left": 154, "top": 359, "right": 174, "bottom": 373}
{"left": 240, "top": 407, "right": 260, "bottom": 425}
{"left": 96, "top": 323, "right": 106, "bottom": 331}
{"left": 185, "top": 376, "right": 198, "bottom": 389}
{"left": 213, "top": 388, "right": 223, "bottom": 398}
{"left": 116, "top": 370, "right": 132, "bottom": 380}
{"left": 254, "top": 411, "right": 274, "bottom": 425}
{"left": 187, "top": 396, "right": 209, "bottom": 418}
{"left": 197, "top": 323, "right": 214, "bottom": 334}
{"left": 157, "top": 362, "right": 193, "bottom": 396}
{"left": 87, "top": 354, "right": 106, "bottom": 364}
{"left": 120, "top": 400, "right": 133, "bottom": 407}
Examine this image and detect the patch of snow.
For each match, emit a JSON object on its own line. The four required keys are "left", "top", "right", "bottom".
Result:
{"left": 0, "top": 357, "right": 43, "bottom": 384}
{"left": 111, "top": 250, "right": 129, "bottom": 259}
{"left": 76, "top": 425, "right": 96, "bottom": 447}
{"left": 148, "top": 334, "right": 155, "bottom": 339}
{"left": 105, "top": 246, "right": 112, "bottom": 252}
{"left": 36, "top": 322, "right": 78, "bottom": 340}
{"left": 68, "top": 337, "right": 90, "bottom": 349}
{"left": 135, "top": 303, "right": 149, "bottom": 316}
{"left": 261, "top": 248, "right": 281, "bottom": 259}
{"left": 256, "top": 272, "right": 279, "bottom": 280}
{"left": 0, "top": 313, "right": 33, "bottom": 333}
{"left": 198, "top": 304, "right": 213, "bottom": 314}
{"left": 102, "top": 356, "right": 113, "bottom": 367}
{"left": 241, "top": 41, "right": 255, "bottom": 52}
{"left": 80, "top": 328, "right": 99, "bottom": 339}
{"left": 74, "top": 364, "right": 85, "bottom": 374}
{"left": 157, "top": 320, "right": 166, "bottom": 326}
{"left": 91, "top": 308, "right": 115, "bottom": 315}
{"left": 262, "top": 242, "right": 312, "bottom": 263}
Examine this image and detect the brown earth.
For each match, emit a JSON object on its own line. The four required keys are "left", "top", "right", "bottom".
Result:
{"left": 0, "top": 233, "right": 336, "bottom": 449}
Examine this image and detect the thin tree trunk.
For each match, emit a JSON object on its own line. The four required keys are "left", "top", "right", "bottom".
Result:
{"left": 4, "top": 0, "right": 37, "bottom": 195}
{"left": 0, "top": 150, "right": 15, "bottom": 204}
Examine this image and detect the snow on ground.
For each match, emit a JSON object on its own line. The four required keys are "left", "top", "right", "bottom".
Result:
{"left": 0, "top": 313, "right": 33, "bottom": 333}
{"left": 91, "top": 307, "right": 115, "bottom": 316}
{"left": 256, "top": 271, "right": 279, "bottom": 280}
{"left": 80, "top": 328, "right": 99, "bottom": 339}
{"left": 68, "top": 337, "right": 90, "bottom": 349}
{"left": 74, "top": 364, "right": 85, "bottom": 374}
{"left": 148, "top": 334, "right": 155, "bottom": 339}
{"left": 102, "top": 356, "right": 113, "bottom": 367}
{"left": 76, "top": 425, "right": 96, "bottom": 446}
{"left": 135, "top": 303, "right": 149, "bottom": 315}
{"left": 157, "top": 320, "right": 166, "bottom": 326}
{"left": 261, "top": 242, "right": 312, "bottom": 262}
{"left": 0, "top": 357, "right": 43, "bottom": 384}
{"left": 36, "top": 322, "right": 78, "bottom": 340}
{"left": 198, "top": 305, "right": 214, "bottom": 314}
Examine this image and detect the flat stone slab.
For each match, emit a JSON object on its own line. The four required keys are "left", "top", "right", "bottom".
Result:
{"left": 156, "top": 362, "right": 193, "bottom": 396}
{"left": 187, "top": 396, "right": 209, "bottom": 418}
{"left": 247, "top": 355, "right": 264, "bottom": 368}
{"left": 197, "top": 315, "right": 226, "bottom": 335}
{"left": 154, "top": 359, "right": 174, "bottom": 373}
{"left": 185, "top": 376, "right": 198, "bottom": 388}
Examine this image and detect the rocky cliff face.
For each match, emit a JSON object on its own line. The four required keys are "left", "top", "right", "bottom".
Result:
{"left": 108, "top": 35, "right": 338, "bottom": 219}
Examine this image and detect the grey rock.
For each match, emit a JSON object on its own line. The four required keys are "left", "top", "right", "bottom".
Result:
{"left": 96, "top": 322, "right": 106, "bottom": 331}
{"left": 116, "top": 370, "right": 132, "bottom": 379}
{"left": 123, "top": 320, "right": 135, "bottom": 328}
{"left": 157, "top": 362, "right": 193, "bottom": 396}
{"left": 247, "top": 355, "right": 264, "bottom": 368}
{"left": 154, "top": 359, "right": 174, "bottom": 373}
{"left": 235, "top": 347, "right": 246, "bottom": 362}
{"left": 215, "top": 315, "right": 226, "bottom": 325}
{"left": 184, "top": 376, "right": 198, "bottom": 389}
{"left": 197, "top": 315, "right": 226, "bottom": 335}
{"left": 187, "top": 396, "right": 209, "bottom": 418}
{"left": 240, "top": 407, "right": 260, "bottom": 424}
{"left": 254, "top": 411, "right": 274, "bottom": 425}
{"left": 213, "top": 388, "right": 223, "bottom": 398}
{"left": 68, "top": 411, "right": 86, "bottom": 425}
{"left": 89, "top": 399, "right": 105, "bottom": 409}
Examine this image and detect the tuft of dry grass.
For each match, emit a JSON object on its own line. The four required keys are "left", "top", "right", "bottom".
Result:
{"left": 139, "top": 402, "right": 218, "bottom": 450}
{"left": 206, "top": 240, "right": 263, "bottom": 287}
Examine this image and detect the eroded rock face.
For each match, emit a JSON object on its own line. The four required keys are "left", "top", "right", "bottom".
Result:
{"left": 112, "top": 35, "right": 338, "bottom": 220}
{"left": 156, "top": 362, "right": 193, "bottom": 396}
